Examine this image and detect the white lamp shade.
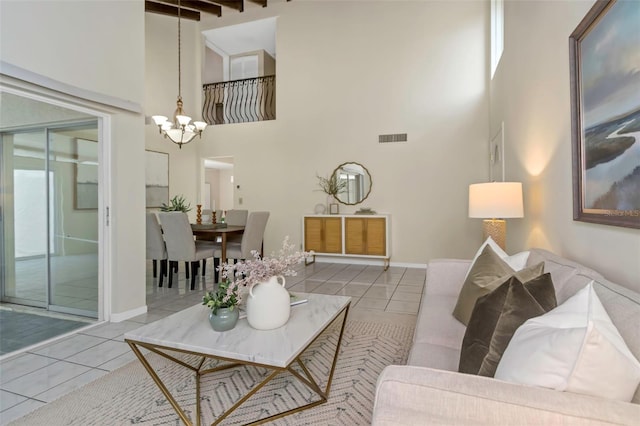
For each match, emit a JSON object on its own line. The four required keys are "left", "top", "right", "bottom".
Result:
{"left": 469, "top": 182, "right": 524, "bottom": 218}
{"left": 193, "top": 121, "right": 207, "bottom": 131}
{"left": 176, "top": 115, "right": 192, "bottom": 126}
{"left": 152, "top": 115, "right": 168, "bottom": 126}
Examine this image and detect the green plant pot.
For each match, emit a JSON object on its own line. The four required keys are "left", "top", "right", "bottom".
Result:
{"left": 208, "top": 307, "right": 239, "bottom": 332}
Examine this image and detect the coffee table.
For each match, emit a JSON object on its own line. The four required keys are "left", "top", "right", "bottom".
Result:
{"left": 124, "top": 293, "right": 350, "bottom": 426}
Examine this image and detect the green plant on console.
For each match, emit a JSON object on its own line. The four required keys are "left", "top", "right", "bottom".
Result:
{"left": 160, "top": 195, "right": 192, "bottom": 212}
{"left": 202, "top": 280, "right": 241, "bottom": 315}
{"left": 316, "top": 173, "right": 347, "bottom": 197}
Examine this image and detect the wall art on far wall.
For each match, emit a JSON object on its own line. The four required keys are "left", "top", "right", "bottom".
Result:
{"left": 75, "top": 138, "right": 99, "bottom": 210}
{"left": 570, "top": 0, "right": 640, "bottom": 229}
{"left": 145, "top": 150, "right": 169, "bottom": 208}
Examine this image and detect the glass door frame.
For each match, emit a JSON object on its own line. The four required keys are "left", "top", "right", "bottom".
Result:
{"left": 0, "top": 84, "right": 112, "bottom": 322}
{"left": 1, "top": 120, "right": 99, "bottom": 318}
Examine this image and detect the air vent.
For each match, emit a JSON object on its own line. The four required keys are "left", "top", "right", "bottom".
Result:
{"left": 378, "top": 133, "right": 407, "bottom": 143}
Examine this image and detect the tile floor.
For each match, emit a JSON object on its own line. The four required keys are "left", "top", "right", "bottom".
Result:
{"left": 0, "top": 260, "right": 424, "bottom": 425}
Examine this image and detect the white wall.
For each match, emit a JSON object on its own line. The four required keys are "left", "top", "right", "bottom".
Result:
{"left": 197, "top": 0, "right": 489, "bottom": 262}
{"left": 1, "top": 1, "right": 144, "bottom": 104}
{"left": 491, "top": 0, "right": 640, "bottom": 290}
{"left": 1, "top": 0, "right": 146, "bottom": 318}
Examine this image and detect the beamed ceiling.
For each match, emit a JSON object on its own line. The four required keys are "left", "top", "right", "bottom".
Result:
{"left": 145, "top": 0, "right": 289, "bottom": 21}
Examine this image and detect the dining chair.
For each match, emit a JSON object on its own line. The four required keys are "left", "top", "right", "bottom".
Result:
{"left": 146, "top": 212, "right": 167, "bottom": 287}
{"left": 225, "top": 209, "right": 248, "bottom": 226}
{"left": 158, "top": 212, "right": 216, "bottom": 289}
{"left": 202, "top": 208, "right": 212, "bottom": 223}
{"left": 225, "top": 209, "right": 249, "bottom": 244}
{"left": 214, "top": 211, "right": 269, "bottom": 263}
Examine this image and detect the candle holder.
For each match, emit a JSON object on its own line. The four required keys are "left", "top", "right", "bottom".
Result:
{"left": 212, "top": 211, "right": 217, "bottom": 224}
{"left": 196, "top": 204, "right": 202, "bottom": 224}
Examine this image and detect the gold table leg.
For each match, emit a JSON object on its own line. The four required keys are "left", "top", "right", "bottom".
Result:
{"left": 126, "top": 304, "right": 349, "bottom": 426}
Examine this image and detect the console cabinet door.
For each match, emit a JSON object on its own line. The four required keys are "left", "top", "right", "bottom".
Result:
{"left": 304, "top": 217, "right": 342, "bottom": 254}
{"left": 323, "top": 217, "right": 343, "bottom": 253}
{"left": 345, "top": 217, "right": 386, "bottom": 256}
{"left": 365, "top": 218, "right": 386, "bottom": 256}
{"left": 304, "top": 217, "right": 324, "bottom": 252}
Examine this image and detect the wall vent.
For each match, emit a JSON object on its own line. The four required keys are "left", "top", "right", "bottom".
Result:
{"left": 378, "top": 133, "right": 407, "bottom": 143}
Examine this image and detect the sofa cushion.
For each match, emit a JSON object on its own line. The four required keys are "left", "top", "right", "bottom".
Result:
{"left": 453, "top": 244, "right": 543, "bottom": 325}
{"left": 465, "top": 237, "right": 529, "bottom": 280}
{"left": 459, "top": 273, "right": 556, "bottom": 376}
{"left": 495, "top": 282, "right": 640, "bottom": 402}
{"left": 413, "top": 295, "right": 466, "bottom": 350}
{"left": 408, "top": 342, "right": 460, "bottom": 371}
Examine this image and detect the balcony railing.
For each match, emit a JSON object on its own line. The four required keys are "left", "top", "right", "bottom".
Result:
{"left": 202, "top": 75, "right": 275, "bottom": 125}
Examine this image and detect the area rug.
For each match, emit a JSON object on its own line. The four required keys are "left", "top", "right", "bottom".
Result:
{"left": 11, "top": 320, "right": 414, "bottom": 425}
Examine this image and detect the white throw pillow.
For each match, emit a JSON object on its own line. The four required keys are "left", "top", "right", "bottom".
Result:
{"left": 465, "top": 237, "right": 530, "bottom": 280}
{"left": 495, "top": 281, "right": 640, "bottom": 402}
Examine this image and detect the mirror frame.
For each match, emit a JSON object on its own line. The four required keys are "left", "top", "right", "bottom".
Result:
{"left": 332, "top": 161, "right": 372, "bottom": 205}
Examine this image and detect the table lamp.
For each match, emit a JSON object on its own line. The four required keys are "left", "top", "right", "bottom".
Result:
{"left": 469, "top": 182, "right": 523, "bottom": 250}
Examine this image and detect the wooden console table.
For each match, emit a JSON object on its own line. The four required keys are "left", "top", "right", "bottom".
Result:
{"left": 302, "top": 214, "right": 390, "bottom": 270}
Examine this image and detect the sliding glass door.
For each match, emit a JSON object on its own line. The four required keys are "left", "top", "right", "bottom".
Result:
{"left": 0, "top": 122, "right": 100, "bottom": 318}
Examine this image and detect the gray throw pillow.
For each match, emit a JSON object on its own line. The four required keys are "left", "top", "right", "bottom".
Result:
{"left": 458, "top": 273, "right": 556, "bottom": 376}
{"left": 452, "top": 244, "right": 543, "bottom": 325}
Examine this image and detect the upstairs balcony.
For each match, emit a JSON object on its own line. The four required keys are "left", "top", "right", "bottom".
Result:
{"left": 202, "top": 75, "right": 275, "bottom": 125}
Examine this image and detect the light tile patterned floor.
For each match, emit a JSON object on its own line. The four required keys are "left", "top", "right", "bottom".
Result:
{"left": 0, "top": 261, "right": 424, "bottom": 424}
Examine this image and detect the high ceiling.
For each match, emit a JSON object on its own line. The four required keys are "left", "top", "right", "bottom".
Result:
{"left": 145, "top": 0, "right": 288, "bottom": 21}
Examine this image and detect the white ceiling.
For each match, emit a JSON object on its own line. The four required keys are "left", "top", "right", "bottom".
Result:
{"left": 202, "top": 17, "right": 276, "bottom": 58}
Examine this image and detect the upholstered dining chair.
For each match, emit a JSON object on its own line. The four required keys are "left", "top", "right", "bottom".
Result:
{"left": 158, "top": 212, "right": 216, "bottom": 289}
{"left": 214, "top": 211, "right": 270, "bottom": 263}
{"left": 225, "top": 209, "right": 249, "bottom": 244}
{"left": 225, "top": 209, "right": 248, "bottom": 226}
{"left": 146, "top": 212, "right": 167, "bottom": 287}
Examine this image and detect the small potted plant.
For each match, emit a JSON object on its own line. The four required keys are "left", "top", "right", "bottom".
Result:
{"left": 202, "top": 280, "right": 242, "bottom": 332}
{"left": 317, "top": 173, "right": 347, "bottom": 212}
{"left": 317, "top": 173, "right": 347, "bottom": 199}
{"left": 160, "top": 195, "right": 192, "bottom": 212}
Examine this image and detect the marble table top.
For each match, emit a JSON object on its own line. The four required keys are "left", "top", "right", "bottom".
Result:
{"left": 124, "top": 293, "right": 351, "bottom": 368}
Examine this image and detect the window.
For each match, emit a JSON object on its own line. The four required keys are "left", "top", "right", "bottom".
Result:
{"left": 491, "top": 0, "right": 504, "bottom": 79}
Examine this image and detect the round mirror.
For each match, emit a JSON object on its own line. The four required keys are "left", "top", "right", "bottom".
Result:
{"left": 332, "top": 162, "right": 372, "bottom": 205}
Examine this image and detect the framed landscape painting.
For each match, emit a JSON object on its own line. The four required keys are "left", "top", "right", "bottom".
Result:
{"left": 570, "top": 0, "right": 640, "bottom": 228}
{"left": 145, "top": 150, "right": 169, "bottom": 208}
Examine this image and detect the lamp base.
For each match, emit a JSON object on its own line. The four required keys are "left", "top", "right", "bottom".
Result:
{"left": 482, "top": 219, "right": 506, "bottom": 250}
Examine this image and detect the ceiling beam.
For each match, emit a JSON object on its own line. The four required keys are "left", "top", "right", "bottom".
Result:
{"left": 145, "top": 1, "right": 202, "bottom": 21}
{"left": 182, "top": 0, "right": 222, "bottom": 16}
{"left": 213, "top": 0, "right": 243, "bottom": 12}
{"left": 247, "top": 0, "right": 267, "bottom": 7}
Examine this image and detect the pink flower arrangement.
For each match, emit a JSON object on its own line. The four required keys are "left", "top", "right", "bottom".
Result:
{"left": 218, "top": 236, "right": 311, "bottom": 290}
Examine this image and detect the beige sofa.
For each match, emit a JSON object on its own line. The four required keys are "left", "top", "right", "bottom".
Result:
{"left": 372, "top": 249, "right": 640, "bottom": 425}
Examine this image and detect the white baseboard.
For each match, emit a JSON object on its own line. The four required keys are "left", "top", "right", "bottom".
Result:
{"left": 110, "top": 305, "right": 147, "bottom": 323}
{"left": 312, "top": 257, "right": 427, "bottom": 269}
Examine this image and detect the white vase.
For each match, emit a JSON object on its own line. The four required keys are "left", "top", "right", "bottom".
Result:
{"left": 246, "top": 275, "right": 290, "bottom": 330}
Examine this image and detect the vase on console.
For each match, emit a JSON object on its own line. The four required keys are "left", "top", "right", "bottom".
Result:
{"left": 246, "top": 275, "right": 290, "bottom": 330}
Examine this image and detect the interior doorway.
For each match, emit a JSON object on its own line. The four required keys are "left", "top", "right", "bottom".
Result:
{"left": 203, "top": 157, "right": 235, "bottom": 213}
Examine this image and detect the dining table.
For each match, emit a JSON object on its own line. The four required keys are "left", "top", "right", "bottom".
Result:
{"left": 190, "top": 224, "right": 245, "bottom": 264}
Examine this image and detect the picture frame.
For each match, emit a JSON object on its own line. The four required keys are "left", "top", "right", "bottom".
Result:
{"left": 329, "top": 203, "right": 339, "bottom": 215}
{"left": 489, "top": 121, "right": 505, "bottom": 182}
{"left": 145, "top": 150, "right": 169, "bottom": 208}
{"left": 74, "top": 138, "right": 99, "bottom": 210}
{"left": 570, "top": 0, "right": 640, "bottom": 228}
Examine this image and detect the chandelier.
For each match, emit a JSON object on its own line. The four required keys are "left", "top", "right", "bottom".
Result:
{"left": 152, "top": 0, "right": 207, "bottom": 149}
